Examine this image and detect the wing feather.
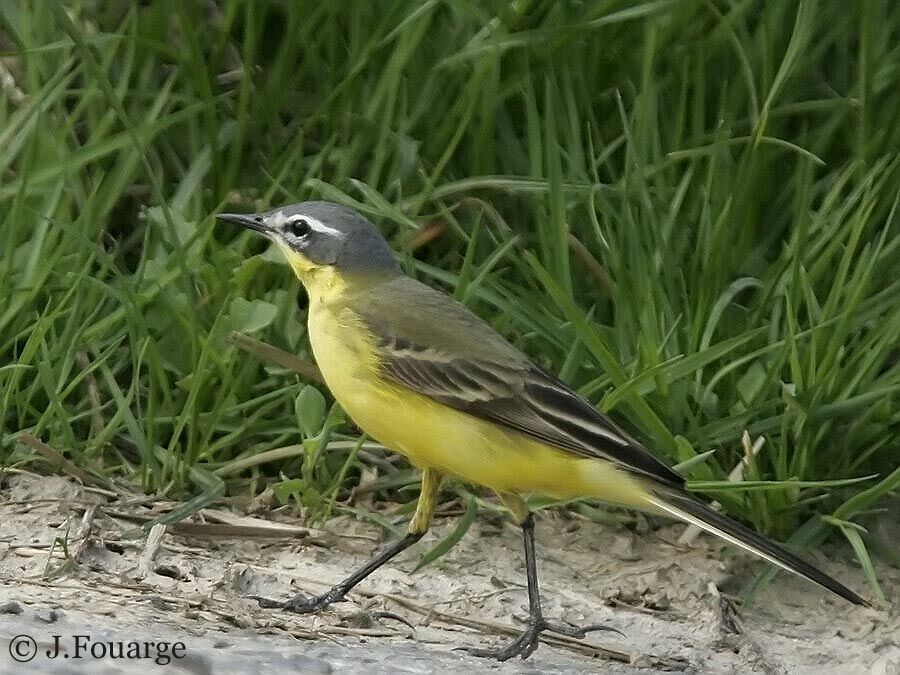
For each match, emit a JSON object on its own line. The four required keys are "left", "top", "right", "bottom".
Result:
{"left": 377, "top": 334, "right": 684, "bottom": 489}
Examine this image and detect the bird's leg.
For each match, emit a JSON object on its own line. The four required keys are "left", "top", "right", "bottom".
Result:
{"left": 464, "top": 495, "right": 620, "bottom": 661}
{"left": 255, "top": 467, "right": 442, "bottom": 614}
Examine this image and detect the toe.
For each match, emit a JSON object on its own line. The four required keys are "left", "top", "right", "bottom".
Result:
{"left": 251, "top": 594, "right": 286, "bottom": 609}
{"left": 543, "top": 619, "right": 624, "bottom": 639}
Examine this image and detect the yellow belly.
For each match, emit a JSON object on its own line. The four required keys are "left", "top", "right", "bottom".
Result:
{"left": 306, "top": 297, "right": 649, "bottom": 507}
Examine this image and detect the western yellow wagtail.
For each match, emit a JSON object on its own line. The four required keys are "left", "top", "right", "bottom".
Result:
{"left": 217, "top": 201, "right": 867, "bottom": 660}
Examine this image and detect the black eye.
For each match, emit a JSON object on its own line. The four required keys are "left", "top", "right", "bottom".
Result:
{"left": 285, "top": 217, "right": 311, "bottom": 238}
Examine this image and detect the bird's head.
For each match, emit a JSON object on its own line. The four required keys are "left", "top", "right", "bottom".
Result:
{"left": 216, "top": 201, "right": 400, "bottom": 284}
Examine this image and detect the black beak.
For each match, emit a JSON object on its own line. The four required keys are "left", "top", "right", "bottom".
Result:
{"left": 215, "top": 212, "right": 269, "bottom": 234}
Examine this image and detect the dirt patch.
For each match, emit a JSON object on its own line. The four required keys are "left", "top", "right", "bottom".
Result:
{"left": 0, "top": 472, "right": 897, "bottom": 674}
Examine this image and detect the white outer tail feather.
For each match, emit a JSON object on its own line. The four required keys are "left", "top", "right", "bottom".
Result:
{"left": 646, "top": 496, "right": 824, "bottom": 585}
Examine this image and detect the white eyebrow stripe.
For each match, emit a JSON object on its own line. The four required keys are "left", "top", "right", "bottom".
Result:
{"left": 306, "top": 217, "right": 346, "bottom": 238}
{"left": 269, "top": 210, "right": 346, "bottom": 239}
{"left": 268, "top": 210, "right": 289, "bottom": 229}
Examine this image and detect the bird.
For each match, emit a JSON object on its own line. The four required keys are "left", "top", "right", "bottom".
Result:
{"left": 216, "top": 201, "right": 867, "bottom": 660}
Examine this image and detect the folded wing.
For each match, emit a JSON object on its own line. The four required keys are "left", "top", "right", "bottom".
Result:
{"left": 376, "top": 332, "right": 685, "bottom": 490}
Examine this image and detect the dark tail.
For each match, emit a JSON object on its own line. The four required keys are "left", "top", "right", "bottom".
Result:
{"left": 645, "top": 490, "right": 869, "bottom": 606}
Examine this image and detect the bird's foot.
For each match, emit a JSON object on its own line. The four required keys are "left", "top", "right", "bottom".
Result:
{"left": 461, "top": 616, "right": 622, "bottom": 661}
{"left": 253, "top": 591, "right": 416, "bottom": 632}
{"left": 252, "top": 588, "right": 345, "bottom": 614}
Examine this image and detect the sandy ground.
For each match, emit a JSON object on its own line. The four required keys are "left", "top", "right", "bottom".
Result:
{"left": 0, "top": 472, "right": 897, "bottom": 674}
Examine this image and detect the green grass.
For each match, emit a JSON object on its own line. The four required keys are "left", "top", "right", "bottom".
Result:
{"left": 1, "top": 1, "right": 898, "bottom": 598}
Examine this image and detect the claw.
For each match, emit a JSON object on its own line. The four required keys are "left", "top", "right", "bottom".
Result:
{"left": 369, "top": 610, "right": 417, "bottom": 631}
